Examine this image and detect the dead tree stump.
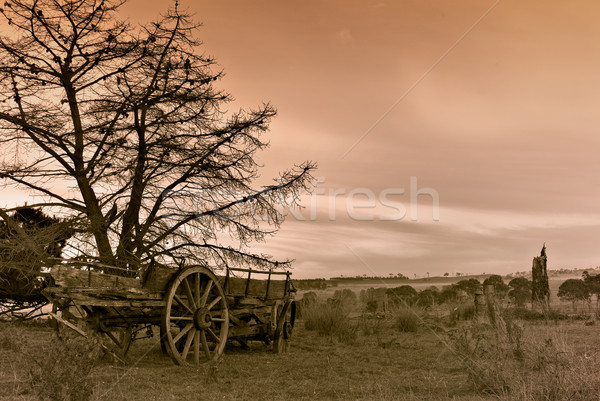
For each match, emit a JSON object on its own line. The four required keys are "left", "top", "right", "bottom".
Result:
{"left": 532, "top": 244, "right": 550, "bottom": 311}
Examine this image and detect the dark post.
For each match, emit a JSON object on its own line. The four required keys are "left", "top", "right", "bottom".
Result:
{"left": 265, "top": 270, "right": 272, "bottom": 299}
{"left": 245, "top": 269, "right": 252, "bottom": 297}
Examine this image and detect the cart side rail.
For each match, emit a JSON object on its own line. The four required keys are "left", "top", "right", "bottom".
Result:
{"left": 223, "top": 267, "right": 295, "bottom": 299}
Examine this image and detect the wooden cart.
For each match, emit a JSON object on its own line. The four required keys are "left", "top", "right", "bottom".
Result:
{"left": 43, "top": 261, "right": 296, "bottom": 365}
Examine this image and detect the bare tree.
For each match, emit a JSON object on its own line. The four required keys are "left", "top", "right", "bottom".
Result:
{"left": 0, "top": 0, "right": 314, "bottom": 271}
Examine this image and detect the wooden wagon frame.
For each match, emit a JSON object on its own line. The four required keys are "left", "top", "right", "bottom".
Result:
{"left": 43, "top": 260, "right": 296, "bottom": 365}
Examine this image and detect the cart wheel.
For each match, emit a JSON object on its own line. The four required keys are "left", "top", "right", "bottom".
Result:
{"left": 273, "top": 300, "right": 295, "bottom": 354}
{"left": 161, "top": 266, "right": 229, "bottom": 365}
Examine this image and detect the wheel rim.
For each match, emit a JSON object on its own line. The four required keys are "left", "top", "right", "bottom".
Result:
{"left": 273, "top": 300, "right": 295, "bottom": 354}
{"left": 161, "top": 266, "right": 229, "bottom": 365}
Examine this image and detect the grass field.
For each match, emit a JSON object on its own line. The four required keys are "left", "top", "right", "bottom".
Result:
{"left": 2, "top": 300, "right": 600, "bottom": 401}
{"left": 1, "top": 273, "right": 598, "bottom": 400}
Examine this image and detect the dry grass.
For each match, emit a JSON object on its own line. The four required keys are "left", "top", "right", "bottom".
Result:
{"left": 302, "top": 302, "right": 359, "bottom": 343}
{"left": 0, "top": 320, "right": 105, "bottom": 401}
{"left": 2, "top": 305, "right": 600, "bottom": 400}
{"left": 447, "top": 308, "right": 600, "bottom": 400}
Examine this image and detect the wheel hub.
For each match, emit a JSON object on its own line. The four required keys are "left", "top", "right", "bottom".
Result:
{"left": 193, "top": 307, "right": 212, "bottom": 330}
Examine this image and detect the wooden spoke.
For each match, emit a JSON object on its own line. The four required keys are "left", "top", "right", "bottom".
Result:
{"left": 211, "top": 317, "right": 226, "bottom": 322}
{"left": 199, "top": 280, "right": 213, "bottom": 307}
{"left": 183, "top": 277, "right": 195, "bottom": 310}
{"left": 174, "top": 294, "right": 194, "bottom": 315}
{"left": 170, "top": 316, "right": 193, "bottom": 321}
{"left": 193, "top": 330, "right": 200, "bottom": 365}
{"left": 194, "top": 273, "right": 201, "bottom": 307}
{"left": 201, "top": 331, "right": 211, "bottom": 360}
{"left": 206, "top": 295, "right": 222, "bottom": 311}
{"left": 181, "top": 328, "right": 195, "bottom": 360}
{"left": 173, "top": 323, "right": 193, "bottom": 343}
{"left": 206, "top": 327, "right": 221, "bottom": 343}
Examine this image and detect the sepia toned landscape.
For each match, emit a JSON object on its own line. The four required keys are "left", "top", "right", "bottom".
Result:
{"left": 1, "top": 0, "right": 600, "bottom": 400}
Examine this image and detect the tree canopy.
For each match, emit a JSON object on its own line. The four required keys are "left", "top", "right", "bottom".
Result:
{"left": 483, "top": 274, "right": 509, "bottom": 296}
{"left": 508, "top": 277, "right": 531, "bottom": 307}
{"left": 0, "top": 0, "right": 314, "bottom": 272}
{"left": 453, "top": 278, "right": 481, "bottom": 296}
{"left": 557, "top": 279, "right": 590, "bottom": 305}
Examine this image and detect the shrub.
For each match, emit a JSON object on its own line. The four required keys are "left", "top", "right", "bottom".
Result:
{"left": 393, "top": 307, "right": 419, "bottom": 332}
{"left": 330, "top": 289, "right": 357, "bottom": 313}
{"left": 386, "top": 285, "right": 417, "bottom": 307}
{"left": 416, "top": 288, "right": 438, "bottom": 307}
{"left": 365, "top": 300, "right": 378, "bottom": 313}
{"left": 303, "top": 302, "right": 356, "bottom": 343}
{"left": 358, "top": 317, "right": 384, "bottom": 336}
{"left": 449, "top": 303, "right": 476, "bottom": 325}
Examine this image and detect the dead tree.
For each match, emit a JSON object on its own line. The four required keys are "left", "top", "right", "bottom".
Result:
{"left": 531, "top": 244, "right": 550, "bottom": 310}
{"left": 0, "top": 0, "right": 315, "bottom": 272}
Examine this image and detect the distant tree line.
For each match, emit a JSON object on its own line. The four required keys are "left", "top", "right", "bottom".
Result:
{"left": 356, "top": 275, "right": 533, "bottom": 312}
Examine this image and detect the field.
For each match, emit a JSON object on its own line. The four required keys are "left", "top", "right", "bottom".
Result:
{"left": 2, "top": 285, "right": 600, "bottom": 401}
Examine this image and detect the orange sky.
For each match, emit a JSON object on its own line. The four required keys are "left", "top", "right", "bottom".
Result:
{"left": 5, "top": 0, "right": 600, "bottom": 278}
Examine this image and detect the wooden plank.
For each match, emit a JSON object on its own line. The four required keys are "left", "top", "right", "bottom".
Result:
{"left": 44, "top": 287, "right": 164, "bottom": 308}
{"left": 51, "top": 265, "right": 142, "bottom": 290}
{"left": 60, "top": 295, "right": 164, "bottom": 308}
{"left": 228, "top": 267, "right": 290, "bottom": 276}
{"left": 228, "top": 325, "right": 265, "bottom": 338}
{"left": 47, "top": 311, "right": 88, "bottom": 337}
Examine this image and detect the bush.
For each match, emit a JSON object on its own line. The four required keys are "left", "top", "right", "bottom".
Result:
{"left": 365, "top": 300, "right": 378, "bottom": 313}
{"left": 330, "top": 289, "right": 357, "bottom": 313}
{"left": 393, "top": 307, "right": 419, "bottom": 332}
{"left": 449, "top": 303, "right": 476, "bottom": 325}
{"left": 303, "top": 302, "right": 356, "bottom": 343}
{"left": 386, "top": 285, "right": 417, "bottom": 307}
{"left": 358, "top": 318, "right": 384, "bottom": 336}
